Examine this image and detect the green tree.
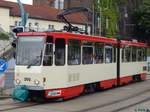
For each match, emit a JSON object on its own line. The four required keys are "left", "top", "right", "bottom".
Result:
{"left": 134, "top": 0, "right": 150, "bottom": 42}
{"left": 94, "top": 0, "right": 119, "bottom": 38}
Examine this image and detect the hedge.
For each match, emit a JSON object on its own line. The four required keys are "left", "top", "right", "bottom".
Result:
{"left": 0, "top": 32, "right": 9, "bottom": 40}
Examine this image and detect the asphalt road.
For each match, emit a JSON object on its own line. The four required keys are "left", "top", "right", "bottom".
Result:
{"left": 0, "top": 76, "right": 150, "bottom": 112}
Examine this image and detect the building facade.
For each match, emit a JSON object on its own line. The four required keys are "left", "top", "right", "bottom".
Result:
{"left": 64, "top": 0, "right": 93, "bottom": 9}
{"left": 118, "top": 0, "right": 143, "bottom": 38}
{"left": 33, "top": 0, "right": 65, "bottom": 9}
{"left": 33, "top": 0, "right": 93, "bottom": 9}
{"left": 33, "top": 0, "right": 54, "bottom": 7}
{"left": 0, "top": 0, "right": 91, "bottom": 33}
{"left": 0, "top": 7, "right": 10, "bottom": 32}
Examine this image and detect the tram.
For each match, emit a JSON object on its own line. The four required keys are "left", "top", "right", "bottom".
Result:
{"left": 12, "top": 31, "right": 148, "bottom": 101}
{"left": 12, "top": 7, "right": 148, "bottom": 102}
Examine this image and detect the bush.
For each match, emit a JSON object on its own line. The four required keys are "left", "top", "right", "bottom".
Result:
{"left": 147, "top": 48, "right": 150, "bottom": 56}
{"left": 0, "top": 33, "right": 9, "bottom": 40}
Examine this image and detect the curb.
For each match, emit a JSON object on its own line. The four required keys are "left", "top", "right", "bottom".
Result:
{"left": 0, "top": 95, "right": 11, "bottom": 99}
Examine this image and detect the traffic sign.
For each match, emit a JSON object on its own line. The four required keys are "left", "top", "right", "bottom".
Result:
{"left": 0, "top": 59, "right": 8, "bottom": 74}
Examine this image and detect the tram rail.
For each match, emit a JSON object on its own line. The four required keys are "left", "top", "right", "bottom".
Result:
{"left": 0, "top": 101, "right": 40, "bottom": 111}
{"left": 73, "top": 81, "right": 150, "bottom": 112}
{"left": 0, "top": 80, "right": 150, "bottom": 112}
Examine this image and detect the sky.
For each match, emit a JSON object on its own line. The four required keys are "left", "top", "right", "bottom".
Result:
{"left": 4, "top": 0, "right": 33, "bottom": 5}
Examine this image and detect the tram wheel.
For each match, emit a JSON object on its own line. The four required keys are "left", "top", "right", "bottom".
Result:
{"left": 84, "top": 83, "right": 98, "bottom": 94}
{"left": 133, "top": 75, "right": 141, "bottom": 82}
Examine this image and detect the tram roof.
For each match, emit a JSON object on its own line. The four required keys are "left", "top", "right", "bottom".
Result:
{"left": 121, "top": 40, "right": 147, "bottom": 48}
{"left": 17, "top": 32, "right": 148, "bottom": 47}
{"left": 17, "top": 32, "right": 118, "bottom": 44}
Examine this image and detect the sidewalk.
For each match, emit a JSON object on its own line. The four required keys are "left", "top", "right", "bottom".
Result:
{"left": 0, "top": 88, "right": 12, "bottom": 99}
{"left": 0, "top": 69, "right": 14, "bottom": 99}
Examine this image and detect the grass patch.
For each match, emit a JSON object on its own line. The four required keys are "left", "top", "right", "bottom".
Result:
{"left": 0, "top": 32, "right": 9, "bottom": 40}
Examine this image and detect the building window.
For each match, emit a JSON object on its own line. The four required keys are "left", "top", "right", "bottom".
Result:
{"left": 28, "top": 22, "right": 32, "bottom": 29}
{"left": 54, "top": 0, "right": 64, "bottom": 9}
{"left": 14, "top": 21, "right": 21, "bottom": 26}
{"left": 15, "top": 21, "right": 18, "bottom": 26}
{"left": 48, "top": 24, "right": 54, "bottom": 30}
{"left": 35, "top": 22, "right": 39, "bottom": 26}
{"left": 29, "top": 23, "right": 32, "bottom": 27}
{"left": 19, "top": 21, "right": 21, "bottom": 26}
{"left": 34, "top": 22, "right": 39, "bottom": 31}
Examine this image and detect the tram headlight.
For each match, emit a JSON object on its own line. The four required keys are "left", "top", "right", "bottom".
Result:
{"left": 15, "top": 79, "right": 21, "bottom": 85}
{"left": 34, "top": 80, "right": 40, "bottom": 85}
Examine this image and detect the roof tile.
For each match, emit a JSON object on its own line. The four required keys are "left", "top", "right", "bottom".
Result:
{"left": 0, "top": 0, "right": 90, "bottom": 24}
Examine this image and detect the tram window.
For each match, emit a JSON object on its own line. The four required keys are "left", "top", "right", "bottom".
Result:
{"left": 113, "top": 45, "right": 116, "bottom": 63}
{"left": 55, "top": 38, "right": 65, "bottom": 66}
{"left": 125, "top": 46, "right": 131, "bottom": 62}
{"left": 94, "top": 43, "right": 104, "bottom": 64}
{"left": 82, "top": 46, "right": 93, "bottom": 64}
{"left": 68, "top": 39, "right": 81, "bottom": 65}
{"left": 132, "top": 46, "right": 137, "bottom": 62}
{"left": 43, "top": 43, "right": 53, "bottom": 66}
{"left": 137, "top": 47, "right": 143, "bottom": 61}
{"left": 82, "top": 40, "right": 93, "bottom": 46}
{"left": 141, "top": 48, "right": 145, "bottom": 61}
{"left": 43, "top": 37, "right": 53, "bottom": 66}
{"left": 144, "top": 48, "right": 147, "bottom": 61}
{"left": 105, "top": 45, "right": 113, "bottom": 63}
{"left": 122, "top": 46, "right": 125, "bottom": 62}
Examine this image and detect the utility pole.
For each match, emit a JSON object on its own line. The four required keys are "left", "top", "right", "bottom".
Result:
{"left": 92, "top": 3, "right": 95, "bottom": 35}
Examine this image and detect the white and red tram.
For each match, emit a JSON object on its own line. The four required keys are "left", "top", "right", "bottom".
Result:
{"left": 13, "top": 32, "right": 148, "bottom": 101}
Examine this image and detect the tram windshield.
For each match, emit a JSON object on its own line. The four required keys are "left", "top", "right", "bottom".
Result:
{"left": 16, "top": 36, "right": 44, "bottom": 66}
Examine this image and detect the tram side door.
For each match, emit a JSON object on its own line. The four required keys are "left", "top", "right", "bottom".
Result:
{"left": 55, "top": 38, "right": 66, "bottom": 66}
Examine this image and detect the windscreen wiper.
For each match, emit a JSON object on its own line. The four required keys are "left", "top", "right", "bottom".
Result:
{"left": 27, "top": 56, "right": 41, "bottom": 69}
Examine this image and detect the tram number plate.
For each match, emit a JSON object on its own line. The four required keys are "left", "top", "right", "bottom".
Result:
{"left": 24, "top": 77, "right": 31, "bottom": 81}
{"left": 48, "top": 90, "right": 61, "bottom": 96}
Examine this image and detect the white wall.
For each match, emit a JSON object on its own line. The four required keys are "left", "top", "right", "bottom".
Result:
{"left": 0, "top": 7, "right": 10, "bottom": 32}
{"left": 10, "top": 16, "right": 91, "bottom": 33}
